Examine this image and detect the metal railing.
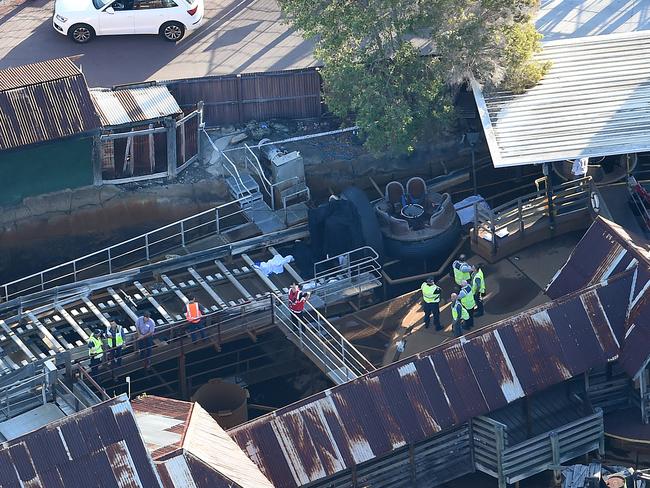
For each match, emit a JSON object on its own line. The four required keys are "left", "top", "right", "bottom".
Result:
{"left": 473, "top": 409, "right": 604, "bottom": 488}
{"left": 1, "top": 198, "right": 250, "bottom": 302}
{"left": 311, "top": 247, "right": 382, "bottom": 305}
{"left": 244, "top": 143, "right": 310, "bottom": 211}
{"left": 272, "top": 296, "right": 375, "bottom": 385}
{"left": 472, "top": 176, "right": 596, "bottom": 256}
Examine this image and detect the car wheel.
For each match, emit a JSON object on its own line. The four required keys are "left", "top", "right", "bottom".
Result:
{"left": 68, "top": 24, "right": 95, "bottom": 43}
{"left": 160, "top": 22, "right": 184, "bottom": 42}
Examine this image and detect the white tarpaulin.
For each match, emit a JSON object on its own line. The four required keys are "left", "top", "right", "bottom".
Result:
{"left": 254, "top": 254, "right": 294, "bottom": 276}
{"left": 454, "top": 195, "right": 491, "bottom": 225}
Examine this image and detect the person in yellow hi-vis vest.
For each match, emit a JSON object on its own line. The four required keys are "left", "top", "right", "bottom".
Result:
{"left": 452, "top": 254, "right": 472, "bottom": 286}
{"left": 420, "top": 277, "right": 442, "bottom": 330}
{"left": 472, "top": 264, "right": 486, "bottom": 317}
{"left": 459, "top": 280, "right": 476, "bottom": 330}
{"left": 106, "top": 320, "right": 125, "bottom": 367}
{"left": 87, "top": 329, "right": 104, "bottom": 375}
{"left": 450, "top": 293, "right": 469, "bottom": 338}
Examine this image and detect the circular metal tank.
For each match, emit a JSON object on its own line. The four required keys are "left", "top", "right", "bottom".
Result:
{"left": 191, "top": 379, "right": 249, "bottom": 429}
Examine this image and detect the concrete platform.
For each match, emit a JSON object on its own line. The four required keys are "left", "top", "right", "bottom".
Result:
{"left": 333, "top": 231, "right": 582, "bottom": 367}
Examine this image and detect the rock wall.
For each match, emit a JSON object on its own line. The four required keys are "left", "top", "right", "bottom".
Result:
{"left": 0, "top": 180, "right": 229, "bottom": 283}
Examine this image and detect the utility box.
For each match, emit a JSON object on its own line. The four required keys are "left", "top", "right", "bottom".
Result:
{"left": 260, "top": 140, "right": 306, "bottom": 207}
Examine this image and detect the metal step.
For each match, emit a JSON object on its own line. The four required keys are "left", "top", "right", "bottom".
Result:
{"left": 244, "top": 199, "right": 285, "bottom": 233}
{"left": 226, "top": 173, "right": 262, "bottom": 205}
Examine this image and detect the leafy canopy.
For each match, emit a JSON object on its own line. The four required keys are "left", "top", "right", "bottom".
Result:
{"left": 279, "top": 0, "right": 549, "bottom": 154}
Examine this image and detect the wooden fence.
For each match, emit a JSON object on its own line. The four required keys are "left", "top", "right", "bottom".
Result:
{"left": 308, "top": 424, "right": 474, "bottom": 488}
{"left": 473, "top": 410, "right": 604, "bottom": 488}
{"left": 164, "top": 68, "right": 322, "bottom": 127}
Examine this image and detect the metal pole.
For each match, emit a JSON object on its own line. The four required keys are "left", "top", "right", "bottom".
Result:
{"left": 181, "top": 221, "right": 186, "bottom": 247}
{"left": 471, "top": 146, "right": 477, "bottom": 196}
{"left": 215, "top": 208, "right": 220, "bottom": 234}
{"left": 145, "top": 234, "right": 150, "bottom": 261}
{"left": 543, "top": 163, "right": 555, "bottom": 230}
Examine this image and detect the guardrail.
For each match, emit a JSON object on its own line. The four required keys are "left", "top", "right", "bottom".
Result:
{"left": 273, "top": 296, "right": 375, "bottom": 384}
{"left": 473, "top": 409, "right": 604, "bottom": 488}
{"left": 311, "top": 246, "right": 382, "bottom": 305}
{"left": 472, "top": 176, "right": 597, "bottom": 258}
{"left": 1, "top": 198, "right": 249, "bottom": 302}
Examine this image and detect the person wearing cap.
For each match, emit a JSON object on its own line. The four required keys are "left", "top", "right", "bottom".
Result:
{"left": 106, "top": 320, "right": 125, "bottom": 367}
{"left": 420, "top": 277, "right": 441, "bottom": 330}
{"left": 87, "top": 328, "right": 104, "bottom": 375}
{"left": 136, "top": 311, "right": 155, "bottom": 368}
{"left": 458, "top": 280, "right": 476, "bottom": 330}
{"left": 452, "top": 254, "right": 473, "bottom": 287}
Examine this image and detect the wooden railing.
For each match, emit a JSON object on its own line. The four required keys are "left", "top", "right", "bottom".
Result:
{"left": 472, "top": 176, "right": 599, "bottom": 260}
{"left": 473, "top": 409, "right": 604, "bottom": 488}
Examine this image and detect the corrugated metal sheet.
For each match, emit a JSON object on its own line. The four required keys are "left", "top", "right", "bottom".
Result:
{"left": 0, "top": 58, "right": 81, "bottom": 92}
{"left": 0, "top": 395, "right": 163, "bottom": 487}
{"left": 0, "top": 59, "right": 100, "bottom": 151}
{"left": 547, "top": 217, "right": 650, "bottom": 298}
{"left": 134, "top": 396, "right": 274, "bottom": 488}
{"left": 132, "top": 395, "right": 193, "bottom": 460}
{"left": 157, "top": 451, "right": 244, "bottom": 488}
{"left": 473, "top": 30, "right": 650, "bottom": 167}
{"left": 90, "top": 86, "right": 181, "bottom": 127}
{"left": 228, "top": 274, "right": 633, "bottom": 488}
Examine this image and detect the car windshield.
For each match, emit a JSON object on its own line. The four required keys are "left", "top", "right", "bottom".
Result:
{"left": 92, "top": 0, "right": 112, "bottom": 9}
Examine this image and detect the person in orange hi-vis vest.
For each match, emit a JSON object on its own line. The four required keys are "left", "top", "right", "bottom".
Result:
{"left": 185, "top": 296, "right": 207, "bottom": 342}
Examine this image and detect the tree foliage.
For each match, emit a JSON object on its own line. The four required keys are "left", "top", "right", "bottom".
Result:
{"left": 279, "top": 0, "right": 549, "bottom": 154}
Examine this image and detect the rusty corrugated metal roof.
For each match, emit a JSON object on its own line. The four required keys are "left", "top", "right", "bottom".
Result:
{"left": 132, "top": 395, "right": 193, "bottom": 460}
{"left": 90, "top": 86, "right": 181, "bottom": 127}
{"left": 0, "top": 58, "right": 81, "bottom": 92}
{"left": 0, "top": 58, "right": 100, "bottom": 151}
{"left": 0, "top": 394, "right": 163, "bottom": 487}
{"left": 228, "top": 274, "right": 635, "bottom": 488}
{"left": 546, "top": 217, "right": 649, "bottom": 378}
{"left": 133, "top": 395, "right": 274, "bottom": 488}
{"left": 546, "top": 216, "right": 650, "bottom": 299}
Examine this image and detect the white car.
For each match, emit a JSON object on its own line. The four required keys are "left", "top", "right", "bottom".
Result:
{"left": 53, "top": 0, "right": 204, "bottom": 43}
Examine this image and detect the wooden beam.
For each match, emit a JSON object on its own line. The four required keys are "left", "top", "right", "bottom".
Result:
{"left": 26, "top": 313, "right": 65, "bottom": 353}
{"left": 0, "top": 319, "right": 36, "bottom": 362}
{"left": 187, "top": 268, "right": 227, "bottom": 308}
{"left": 107, "top": 288, "right": 139, "bottom": 324}
{"left": 215, "top": 260, "right": 253, "bottom": 301}
{"left": 161, "top": 274, "right": 190, "bottom": 305}
{"left": 55, "top": 305, "right": 90, "bottom": 341}
{"left": 134, "top": 281, "right": 174, "bottom": 324}
{"left": 268, "top": 246, "right": 304, "bottom": 283}
{"left": 81, "top": 297, "right": 112, "bottom": 329}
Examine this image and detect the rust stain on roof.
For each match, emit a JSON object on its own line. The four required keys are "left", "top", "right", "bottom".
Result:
{"left": 229, "top": 268, "right": 637, "bottom": 488}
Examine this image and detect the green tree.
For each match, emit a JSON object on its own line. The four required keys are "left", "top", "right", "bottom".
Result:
{"left": 279, "top": 0, "right": 549, "bottom": 154}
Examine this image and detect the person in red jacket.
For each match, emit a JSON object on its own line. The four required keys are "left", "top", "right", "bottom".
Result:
{"left": 288, "top": 283, "right": 300, "bottom": 308}
{"left": 289, "top": 289, "right": 310, "bottom": 331}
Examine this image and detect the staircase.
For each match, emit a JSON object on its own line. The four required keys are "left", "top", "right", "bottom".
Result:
{"left": 272, "top": 297, "right": 375, "bottom": 385}
{"left": 587, "top": 365, "right": 632, "bottom": 412}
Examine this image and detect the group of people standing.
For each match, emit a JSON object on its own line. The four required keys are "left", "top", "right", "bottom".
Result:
{"left": 86, "top": 296, "right": 208, "bottom": 375}
{"left": 420, "top": 254, "right": 486, "bottom": 338}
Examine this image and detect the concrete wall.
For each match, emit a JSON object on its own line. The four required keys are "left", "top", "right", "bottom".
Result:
{"left": 0, "top": 179, "right": 229, "bottom": 283}
{"left": 0, "top": 137, "right": 94, "bottom": 206}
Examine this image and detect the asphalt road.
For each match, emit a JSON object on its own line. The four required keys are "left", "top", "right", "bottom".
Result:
{"left": 0, "top": 0, "right": 317, "bottom": 87}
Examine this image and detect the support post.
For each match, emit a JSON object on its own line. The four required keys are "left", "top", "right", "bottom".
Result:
{"left": 543, "top": 163, "right": 555, "bottom": 230}
{"left": 524, "top": 396, "right": 533, "bottom": 438}
{"left": 495, "top": 424, "right": 506, "bottom": 488}
{"left": 179, "top": 338, "right": 188, "bottom": 400}
{"left": 148, "top": 123, "right": 155, "bottom": 173}
{"left": 550, "top": 431, "right": 561, "bottom": 487}
{"left": 408, "top": 444, "right": 417, "bottom": 486}
{"left": 92, "top": 134, "right": 103, "bottom": 185}
{"left": 640, "top": 367, "right": 649, "bottom": 424}
{"left": 165, "top": 117, "right": 177, "bottom": 181}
